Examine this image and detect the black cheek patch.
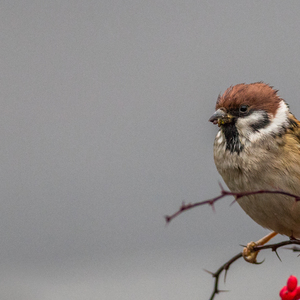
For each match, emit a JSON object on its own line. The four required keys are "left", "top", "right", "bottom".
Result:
{"left": 250, "top": 112, "right": 270, "bottom": 132}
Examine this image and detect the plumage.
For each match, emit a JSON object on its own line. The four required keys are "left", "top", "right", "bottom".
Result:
{"left": 210, "top": 82, "right": 300, "bottom": 239}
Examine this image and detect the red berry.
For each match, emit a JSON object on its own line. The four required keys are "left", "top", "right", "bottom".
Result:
{"left": 280, "top": 286, "right": 288, "bottom": 299}
{"left": 279, "top": 286, "right": 297, "bottom": 300}
{"left": 294, "top": 286, "right": 300, "bottom": 300}
{"left": 287, "top": 276, "right": 298, "bottom": 292}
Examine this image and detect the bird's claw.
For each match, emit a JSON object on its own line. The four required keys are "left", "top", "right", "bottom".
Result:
{"left": 242, "top": 241, "right": 264, "bottom": 264}
{"left": 242, "top": 232, "right": 277, "bottom": 264}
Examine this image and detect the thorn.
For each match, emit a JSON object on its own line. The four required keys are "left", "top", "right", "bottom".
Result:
{"left": 210, "top": 202, "right": 216, "bottom": 213}
{"left": 281, "top": 246, "right": 300, "bottom": 252}
{"left": 218, "top": 289, "right": 230, "bottom": 293}
{"left": 218, "top": 181, "right": 224, "bottom": 191}
{"left": 239, "top": 244, "right": 246, "bottom": 248}
{"left": 274, "top": 249, "right": 282, "bottom": 262}
{"left": 229, "top": 199, "right": 236, "bottom": 206}
{"left": 282, "top": 246, "right": 294, "bottom": 251}
{"left": 164, "top": 215, "right": 171, "bottom": 223}
{"left": 203, "top": 269, "right": 214, "bottom": 275}
{"left": 224, "top": 269, "right": 228, "bottom": 283}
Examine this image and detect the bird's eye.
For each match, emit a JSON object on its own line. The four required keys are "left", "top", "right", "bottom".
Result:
{"left": 239, "top": 105, "right": 248, "bottom": 113}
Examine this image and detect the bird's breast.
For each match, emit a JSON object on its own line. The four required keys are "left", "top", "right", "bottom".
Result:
{"left": 213, "top": 129, "right": 300, "bottom": 238}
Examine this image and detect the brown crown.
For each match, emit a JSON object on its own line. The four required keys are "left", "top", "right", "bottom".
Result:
{"left": 216, "top": 82, "right": 282, "bottom": 116}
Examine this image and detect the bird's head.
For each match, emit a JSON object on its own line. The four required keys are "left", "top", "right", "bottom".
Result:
{"left": 209, "top": 82, "right": 290, "bottom": 145}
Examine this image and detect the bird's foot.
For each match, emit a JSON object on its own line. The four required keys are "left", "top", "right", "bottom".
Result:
{"left": 242, "top": 231, "right": 278, "bottom": 264}
{"left": 242, "top": 241, "right": 262, "bottom": 264}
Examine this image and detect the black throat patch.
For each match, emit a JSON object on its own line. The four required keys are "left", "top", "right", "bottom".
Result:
{"left": 222, "top": 123, "right": 244, "bottom": 154}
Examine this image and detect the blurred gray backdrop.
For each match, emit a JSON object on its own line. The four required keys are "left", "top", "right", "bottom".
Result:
{"left": 1, "top": 1, "right": 300, "bottom": 299}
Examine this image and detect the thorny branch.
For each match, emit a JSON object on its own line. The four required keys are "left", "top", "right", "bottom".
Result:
{"left": 165, "top": 186, "right": 300, "bottom": 300}
{"left": 206, "top": 240, "right": 300, "bottom": 300}
{"left": 165, "top": 184, "right": 300, "bottom": 223}
{"left": 204, "top": 252, "right": 243, "bottom": 300}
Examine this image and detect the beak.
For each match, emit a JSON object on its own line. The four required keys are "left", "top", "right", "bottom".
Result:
{"left": 209, "top": 108, "right": 233, "bottom": 127}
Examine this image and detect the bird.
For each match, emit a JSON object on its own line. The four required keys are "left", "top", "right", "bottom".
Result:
{"left": 209, "top": 82, "right": 300, "bottom": 263}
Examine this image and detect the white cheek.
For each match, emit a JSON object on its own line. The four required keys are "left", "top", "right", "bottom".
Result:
{"left": 257, "top": 100, "right": 289, "bottom": 138}
{"left": 235, "top": 100, "right": 289, "bottom": 143}
{"left": 236, "top": 111, "right": 266, "bottom": 129}
{"left": 235, "top": 111, "right": 267, "bottom": 138}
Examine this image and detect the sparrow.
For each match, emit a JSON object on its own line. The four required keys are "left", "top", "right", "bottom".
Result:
{"left": 209, "top": 82, "right": 300, "bottom": 263}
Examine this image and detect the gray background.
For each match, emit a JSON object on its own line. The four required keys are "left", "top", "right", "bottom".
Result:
{"left": 1, "top": 1, "right": 300, "bottom": 299}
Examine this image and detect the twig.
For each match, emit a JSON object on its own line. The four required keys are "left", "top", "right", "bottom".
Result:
{"left": 205, "top": 252, "right": 243, "bottom": 300}
{"left": 207, "top": 240, "right": 300, "bottom": 300}
{"left": 165, "top": 186, "right": 300, "bottom": 223}
{"left": 254, "top": 239, "right": 300, "bottom": 252}
{"left": 165, "top": 187, "right": 300, "bottom": 299}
